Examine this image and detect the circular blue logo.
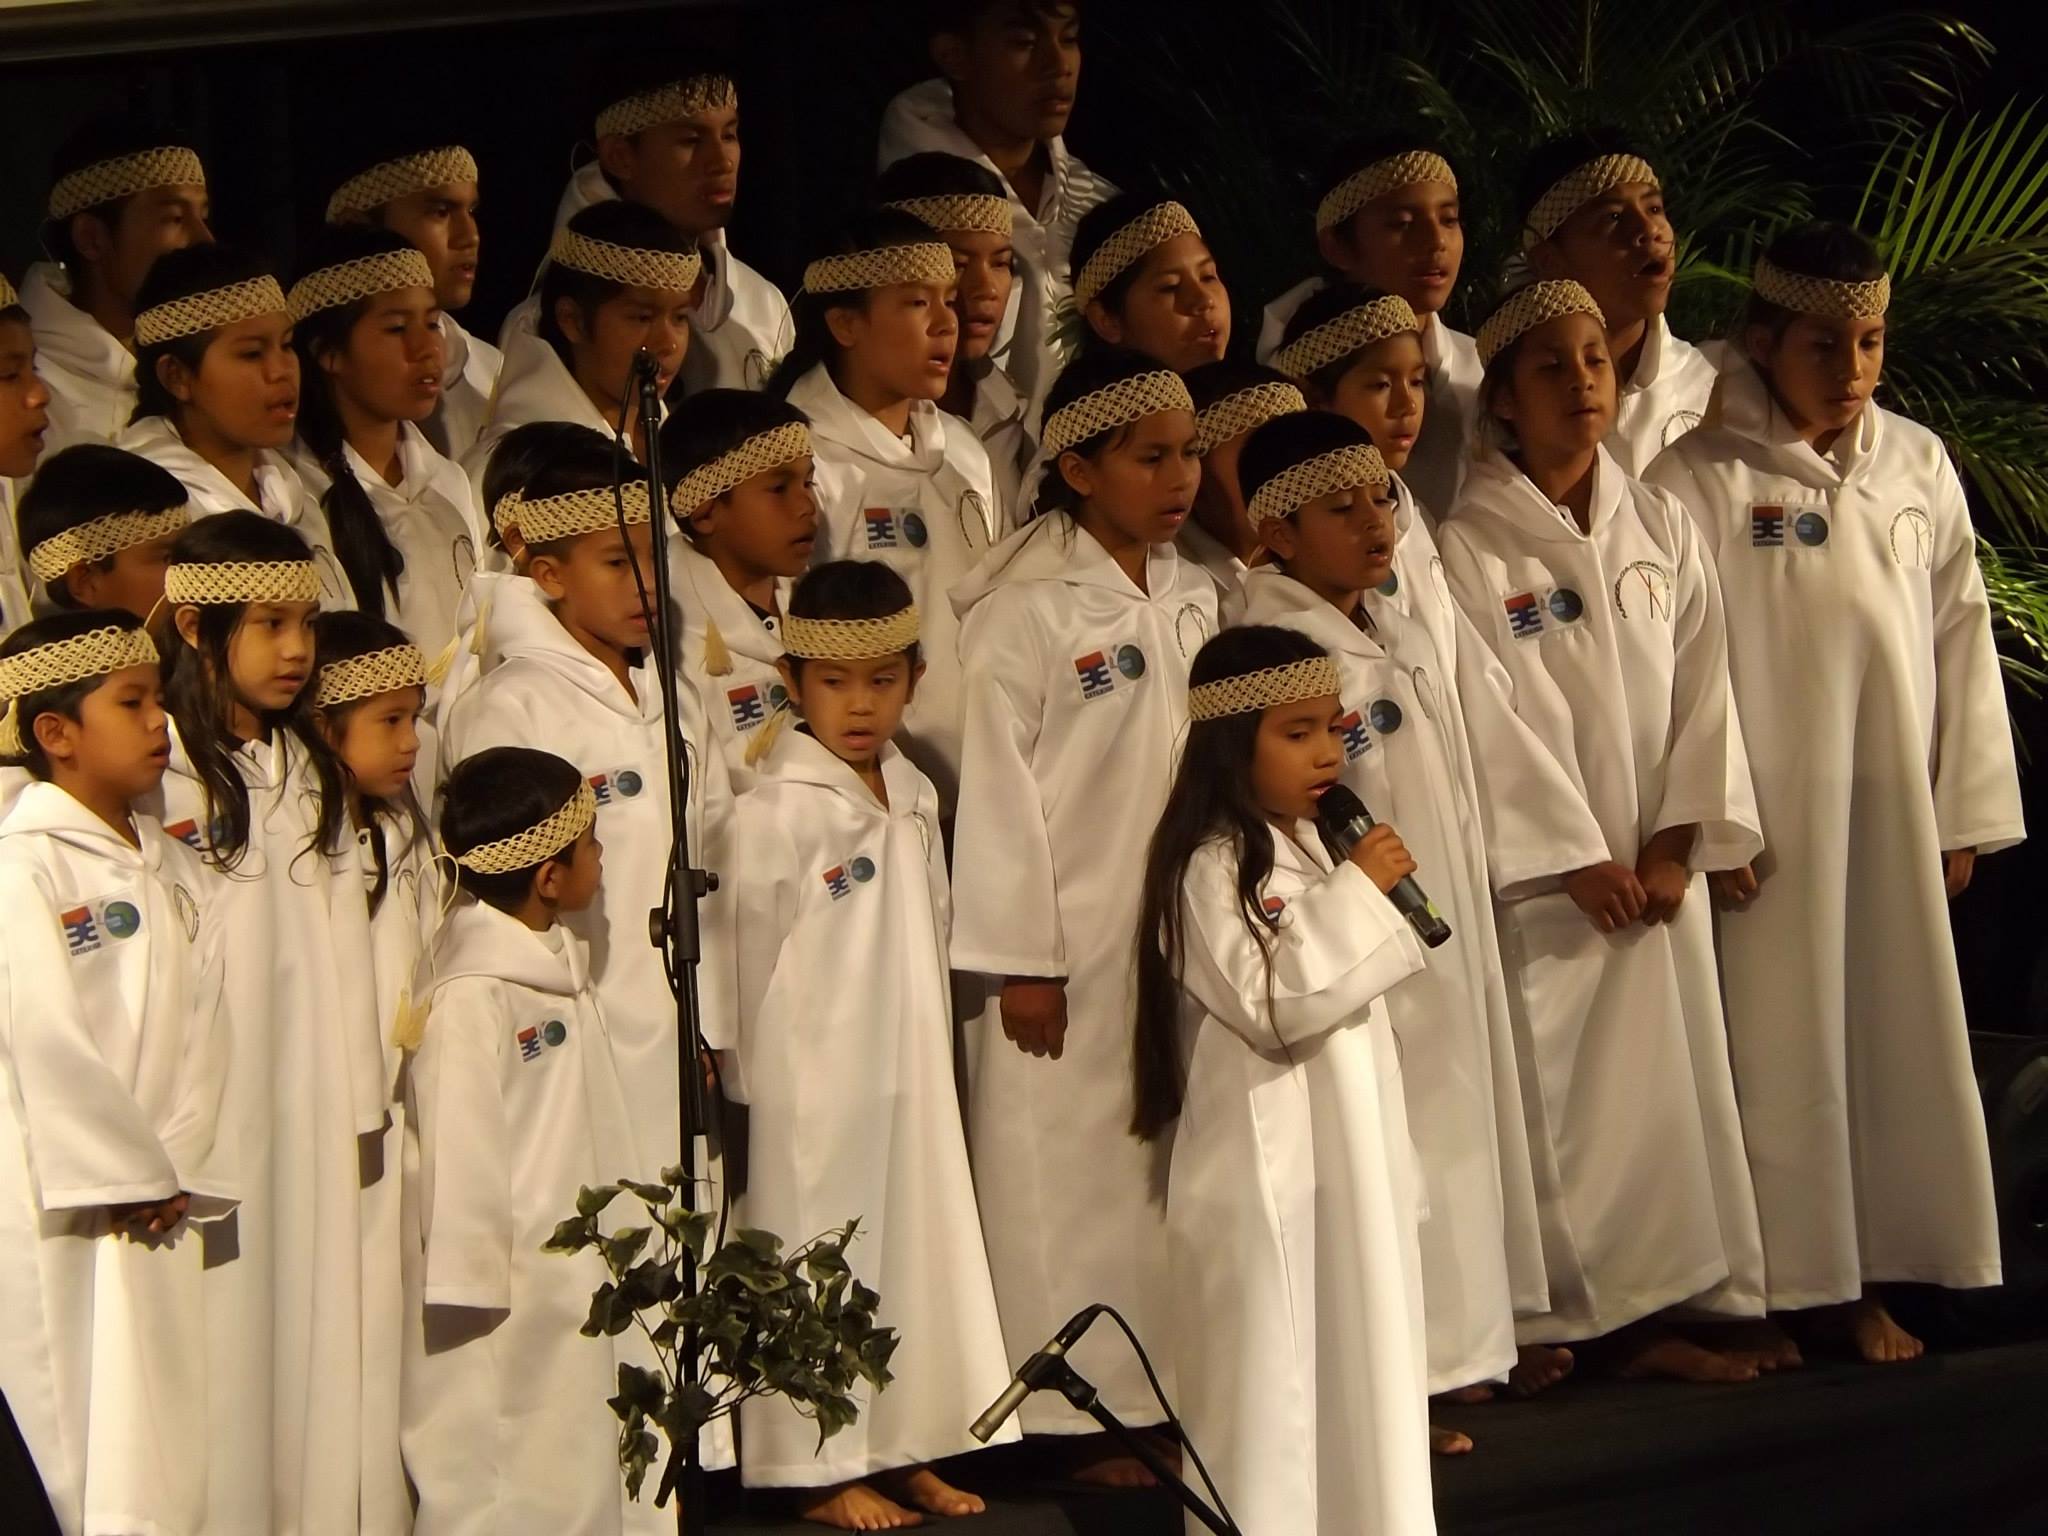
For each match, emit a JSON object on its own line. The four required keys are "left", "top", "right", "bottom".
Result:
{"left": 1795, "top": 511, "right": 1829, "bottom": 546}
{"left": 902, "top": 512, "right": 929, "bottom": 549}
{"left": 768, "top": 682, "right": 788, "bottom": 709}
{"left": 615, "top": 770, "right": 644, "bottom": 798}
{"left": 542, "top": 1019, "right": 567, "bottom": 1048}
{"left": 1548, "top": 588, "right": 1585, "bottom": 623}
{"left": 1116, "top": 644, "right": 1147, "bottom": 680}
{"left": 1368, "top": 699, "right": 1404, "bottom": 734}
{"left": 1377, "top": 570, "right": 1401, "bottom": 597}
{"left": 849, "top": 856, "right": 876, "bottom": 883}
{"left": 102, "top": 900, "right": 141, "bottom": 940}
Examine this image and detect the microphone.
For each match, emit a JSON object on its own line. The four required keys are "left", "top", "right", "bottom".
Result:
{"left": 970, "top": 1304, "right": 1105, "bottom": 1443}
{"left": 629, "top": 347, "right": 662, "bottom": 388}
{"left": 1315, "top": 784, "right": 1452, "bottom": 949}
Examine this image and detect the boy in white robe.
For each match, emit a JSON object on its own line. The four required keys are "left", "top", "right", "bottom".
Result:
{"left": 1179, "top": 362, "right": 1305, "bottom": 616}
{"left": 17, "top": 446, "right": 187, "bottom": 622}
{"left": 0, "top": 281, "right": 53, "bottom": 632}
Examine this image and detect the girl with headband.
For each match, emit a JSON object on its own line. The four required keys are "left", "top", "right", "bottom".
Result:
{"left": 1179, "top": 359, "right": 1306, "bottom": 612}
{"left": 1070, "top": 189, "right": 1231, "bottom": 374}
{"left": 1646, "top": 224, "right": 2022, "bottom": 1367}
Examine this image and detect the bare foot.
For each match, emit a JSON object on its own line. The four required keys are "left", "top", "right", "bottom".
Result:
{"left": 882, "top": 1466, "right": 985, "bottom": 1518}
{"left": 800, "top": 1481, "right": 925, "bottom": 1530}
{"left": 1614, "top": 1331, "right": 1760, "bottom": 1384}
{"left": 1507, "top": 1343, "right": 1575, "bottom": 1397}
{"left": 1844, "top": 1297, "right": 1924, "bottom": 1364}
{"left": 1440, "top": 1383, "right": 1496, "bottom": 1405}
{"left": 1700, "top": 1319, "right": 1803, "bottom": 1373}
{"left": 1430, "top": 1422, "right": 1474, "bottom": 1456}
{"left": 1070, "top": 1453, "right": 1158, "bottom": 1488}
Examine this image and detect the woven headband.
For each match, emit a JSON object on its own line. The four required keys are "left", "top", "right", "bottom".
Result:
{"left": 1753, "top": 255, "right": 1890, "bottom": 320}
{"left": 453, "top": 779, "right": 597, "bottom": 874}
{"left": 596, "top": 74, "right": 738, "bottom": 138}
{"left": 1316, "top": 151, "right": 1458, "bottom": 233}
{"left": 49, "top": 146, "right": 206, "bottom": 221}
{"left": 550, "top": 228, "right": 702, "bottom": 294}
{"left": 1193, "top": 382, "right": 1307, "bottom": 456}
{"left": 1042, "top": 369, "right": 1195, "bottom": 457}
{"left": 1476, "top": 280, "right": 1606, "bottom": 367}
{"left": 802, "top": 242, "right": 956, "bottom": 295}
{"left": 1523, "top": 153, "right": 1659, "bottom": 248}
{"left": 671, "top": 421, "right": 811, "bottom": 514}
{"left": 0, "top": 626, "right": 161, "bottom": 757}
{"left": 134, "top": 275, "right": 287, "bottom": 348}
{"left": 288, "top": 248, "right": 438, "bottom": 322}
{"left": 494, "top": 479, "right": 652, "bottom": 545}
{"left": 884, "top": 194, "right": 1013, "bottom": 236}
{"left": 29, "top": 505, "right": 190, "bottom": 582}
{"left": 1246, "top": 443, "right": 1389, "bottom": 529}
{"left": 316, "top": 643, "right": 427, "bottom": 708}
{"left": 0, "top": 274, "right": 16, "bottom": 310}
{"left": 326, "top": 146, "right": 479, "bottom": 221}
{"left": 163, "top": 559, "right": 320, "bottom": 606}
{"left": 1073, "top": 201, "right": 1201, "bottom": 308}
{"left": 1272, "top": 294, "right": 1421, "bottom": 380}
{"left": 1189, "top": 655, "right": 1342, "bottom": 722}
{"left": 781, "top": 604, "right": 920, "bottom": 660}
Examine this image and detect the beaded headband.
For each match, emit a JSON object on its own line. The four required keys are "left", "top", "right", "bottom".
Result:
{"left": 28, "top": 505, "right": 190, "bottom": 582}
{"left": 1476, "top": 279, "right": 1606, "bottom": 367}
{"left": 550, "top": 228, "right": 701, "bottom": 294}
{"left": 0, "top": 274, "right": 16, "bottom": 310}
{"left": 1245, "top": 443, "right": 1389, "bottom": 529}
{"left": 287, "top": 248, "right": 438, "bottom": 322}
{"left": 781, "top": 604, "right": 921, "bottom": 660}
{"left": 453, "top": 779, "right": 597, "bottom": 874}
{"left": 49, "top": 146, "right": 206, "bottom": 221}
{"left": 163, "top": 559, "right": 320, "bottom": 606}
{"left": 1189, "top": 655, "right": 1342, "bottom": 722}
{"left": 0, "top": 626, "right": 161, "bottom": 757}
{"left": 595, "top": 74, "right": 738, "bottom": 139}
{"left": 1193, "top": 382, "right": 1307, "bottom": 456}
{"left": 134, "top": 275, "right": 287, "bottom": 348}
{"left": 1316, "top": 151, "right": 1458, "bottom": 233}
{"left": 884, "top": 194, "right": 1014, "bottom": 236}
{"left": 1753, "top": 255, "right": 1891, "bottom": 320}
{"left": 315, "top": 643, "right": 427, "bottom": 708}
{"left": 1042, "top": 369, "right": 1195, "bottom": 457}
{"left": 1523, "top": 153, "right": 1659, "bottom": 248}
{"left": 670, "top": 421, "right": 811, "bottom": 514}
{"left": 1271, "top": 294, "right": 1421, "bottom": 381}
{"left": 1073, "top": 200, "right": 1200, "bottom": 308}
{"left": 494, "top": 479, "right": 652, "bottom": 545}
{"left": 802, "top": 241, "right": 956, "bottom": 295}
{"left": 325, "top": 146, "right": 479, "bottom": 221}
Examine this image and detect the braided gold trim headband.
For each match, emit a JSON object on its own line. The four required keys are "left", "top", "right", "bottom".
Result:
{"left": 1042, "top": 369, "right": 1195, "bottom": 457}
{"left": 1523, "top": 153, "right": 1659, "bottom": 248}
{"left": 163, "top": 559, "right": 320, "bottom": 606}
{"left": 326, "top": 146, "right": 480, "bottom": 221}
{"left": 453, "top": 780, "right": 597, "bottom": 874}
{"left": 1246, "top": 443, "right": 1389, "bottom": 529}
{"left": 1073, "top": 201, "right": 1201, "bottom": 308}
{"left": 49, "top": 146, "right": 206, "bottom": 221}
{"left": 0, "top": 275, "right": 16, "bottom": 310}
{"left": 28, "top": 505, "right": 190, "bottom": 582}
{"left": 550, "top": 228, "right": 702, "bottom": 294}
{"left": 596, "top": 74, "right": 738, "bottom": 138}
{"left": 288, "top": 248, "right": 438, "bottom": 322}
{"left": 802, "top": 242, "right": 956, "bottom": 295}
{"left": 1189, "top": 655, "right": 1342, "bottom": 722}
{"left": 1271, "top": 294, "right": 1421, "bottom": 381}
{"left": 316, "top": 643, "right": 426, "bottom": 708}
{"left": 884, "top": 194, "right": 1014, "bottom": 236}
{"left": 134, "top": 275, "right": 287, "bottom": 348}
{"left": 494, "top": 479, "right": 652, "bottom": 545}
{"left": 1476, "top": 279, "right": 1606, "bottom": 367}
{"left": 1316, "top": 151, "right": 1458, "bottom": 233}
{"left": 671, "top": 421, "right": 811, "bottom": 514}
{"left": 1193, "top": 382, "right": 1306, "bottom": 456}
{"left": 0, "top": 626, "right": 161, "bottom": 756}
{"left": 1753, "top": 255, "right": 1890, "bottom": 320}
{"left": 782, "top": 605, "right": 920, "bottom": 660}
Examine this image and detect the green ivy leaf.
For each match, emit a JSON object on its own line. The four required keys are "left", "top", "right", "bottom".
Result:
{"left": 576, "top": 1183, "right": 626, "bottom": 1219}
{"left": 542, "top": 1215, "right": 594, "bottom": 1254}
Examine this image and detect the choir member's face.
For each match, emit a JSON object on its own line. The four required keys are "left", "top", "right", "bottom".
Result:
{"left": 320, "top": 685, "right": 424, "bottom": 803}
{"left": 605, "top": 107, "right": 742, "bottom": 239}
{"left": 1192, "top": 428, "right": 1257, "bottom": 559}
{"left": 222, "top": 600, "right": 317, "bottom": 714}
{"left": 937, "top": 2, "right": 1082, "bottom": 145}
{"left": 1747, "top": 312, "right": 1886, "bottom": 443}
{"left": 1324, "top": 181, "right": 1463, "bottom": 317}
{"left": 1086, "top": 234, "right": 1229, "bottom": 372}
{"left": 944, "top": 230, "right": 1016, "bottom": 365}
{"left": 528, "top": 522, "right": 657, "bottom": 654}
{"left": 1490, "top": 313, "right": 1615, "bottom": 458}
{"left": 323, "top": 286, "right": 444, "bottom": 426}
{"left": 1322, "top": 333, "right": 1427, "bottom": 472}
{"left": 1533, "top": 179, "right": 1676, "bottom": 331}
{"left": 782, "top": 650, "right": 922, "bottom": 770}
{"left": 377, "top": 181, "right": 482, "bottom": 310}
{"left": 63, "top": 534, "right": 180, "bottom": 620}
{"left": 1250, "top": 694, "right": 1346, "bottom": 826}
{"left": 546, "top": 825, "right": 605, "bottom": 914}
{"left": 1258, "top": 483, "right": 1397, "bottom": 597}
{"left": 564, "top": 286, "right": 690, "bottom": 408}
{"left": 47, "top": 664, "right": 171, "bottom": 803}
{"left": 0, "top": 317, "right": 51, "bottom": 477}
{"left": 165, "top": 313, "right": 300, "bottom": 451}
{"left": 71, "top": 180, "right": 212, "bottom": 309}
{"left": 1059, "top": 409, "right": 1200, "bottom": 546}
{"left": 830, "top": 281, "right": 957, "bottom": 405}
{"left": 687, "top": 456, "right": 818, "bottom": 581}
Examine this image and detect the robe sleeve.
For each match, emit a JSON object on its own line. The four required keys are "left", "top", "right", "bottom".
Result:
{"left": 411, "top": 977, "right": 514, "bottom": 1311}
{"left": 729, "top": 793, "right": 802, "bottom": 1108}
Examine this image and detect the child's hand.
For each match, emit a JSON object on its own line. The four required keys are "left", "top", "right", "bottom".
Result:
{"left": 1564, "top": 862, "right": 1647, "bottom": 933}
{"left": 1636, "top": 855, "right": 1690, "bottom": 925}
{"left": 1348, "top": 824, "right": 1418, "bottom": 896}
{"left": 1709, "top": 864, "right": 1760, "bottom": 910}
{"left": 109, "top": 1193, "right": 190, "bottom": 1237}
{"left": 1001, "top": 978, "right": 1069, "bottom": 1061}
{"left": 1945, "top": 848, "right": 1976, "bottom": 899}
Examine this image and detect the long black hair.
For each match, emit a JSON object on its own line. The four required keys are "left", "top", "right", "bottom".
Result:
{"left": 312, "top": 608, "right": 429, "bottom": 914}
{"left": 765, "top": 206, "right": 946, "bottom": 398}
{"left": 1131, "top": 624, "right": 1332, "bottom": 1141}
{"left": 131, "top": 243, "right": 282, "bottom": 425}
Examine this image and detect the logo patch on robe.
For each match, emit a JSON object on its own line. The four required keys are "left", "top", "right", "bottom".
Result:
{"left": 1260, "top": 894, "right": 1288, "bottom": 924}
{"left": 1794, "top": 510, "right": 1829, "bottom": 546}
{"left": 863, "top": 507, "right": 900, "bottom": 550}
{"left": 591, "top": 768, "right": 645, "bottom": 807}
{"left": 849, "top": 856, "right": 876, "bottom": 883}
{"left": 1614, "top": 560, "right": 1674, "bottom": 620}
{"left": 61, "top": 896, "right": 142, "bottom": 958}
{"left": 1369, "top": 699, "right": 1404, "bottom": 734}
{"left": 1751, "top": 505, "right": 1787, "bottom": 547}
{"left": 173, "top": 884, "right": 201, "bottom": 942}
{"left": 164, "top": 818, "right": 205, "bottom": 852}
{"left": 589, "top": 773, "right": 615, "bottom": 808}
{"left": 1074, "top": 651, "right": 1116, "bottom": 699}
{"left": 901, "top": 512, "right": 929, "bottom": 549}
{"left": 1115, "top": 644, "right": 1147, "bottom": 680}
{"left": 822, "top": 865, "right": 852, "bottom": 900}
{"left": 1378, "top": 569, "right": 1401, "bottom": 598}
{"left": 1548, "top": 588, "right": 1585, "bottom": 624}
{"left": 1890, "top": 507, "right": 1933, "bottom": 568}
{"left": 62, "top": 905, "right": 102, "bottom": 956}
{"left": 1337, "top": 708, "right": 1373, "bottom": 762}
{"left": 1662, "top": 409, "right": 1704, "bottom": 448}
{"left": 518, "top": 1026, "right": 542, "bottom": 1063}
{"left": 1503, "top": 592, "right": 1544, "bottom": 639}
{"left": 727, "top": 684, "right": 767, "bottom": 731}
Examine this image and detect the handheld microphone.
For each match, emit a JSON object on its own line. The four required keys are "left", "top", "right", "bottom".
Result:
{"left": 969, "top": 1303, "right": 1105, "bottom": 1443}
{"left": 1315, "top": 784, "right": 1452, "bottom": 949}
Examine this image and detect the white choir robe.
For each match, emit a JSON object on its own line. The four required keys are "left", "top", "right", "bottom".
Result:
{"left": 1169, "top": 826, "right": 1433, "bottom": 1536}
{"left": 731, "top": 734, "right": 1016, "bottom": 1483}
{"left": 20, "top": 263, "right": 135, "bottom": 460}
{"left": 400, "top": 901, "right": 643, "bottom": 1536}
{"left": 1606, "top": 316, "right": 1721, "bottom": 476}
{"left": 1439, "top": 447, "right": 1769, "bottom": 1339}
{"left": 1173, "top": 519, "right": 1248, "bottom": 622}
{"left": 288, "top": 422, "right": 483, "bottom": 659}
{"left": 117, "top": 414, "right": 355, "bottom": 611}
{"left": 950, "top": 518, "right": 1216, "bottom": 1431}
{"left": 459, "top": 333, "right": 650, "bottom": 505}
{"left": 670, "top": 537, "right": 791, "bottom": 792}
{"left": 1645, "top": 361, "right": 2022, "bottom": 1306}
{"left": 0, "top": 784, "right": 235, "bottom": 1536}
{"left": 0, "top": 479, "right": 33, "bottom": 635}
{"left": 967, "top": 358, "right": 1034, "bottom": 530}
{"left": 793, "top": 363, "right": 1006, "bottom": 811}
{"left": 428, "top": 314, "right": 504, "bottom": 463}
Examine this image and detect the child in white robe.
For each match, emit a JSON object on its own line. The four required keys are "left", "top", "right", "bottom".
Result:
{"left": 731, "top": 561, "right": 1014, "bottom": 1529}
{"left": 770, "top": 211, "right": 1001, "bottom": 811}
{"left": 951, "top": 350, "right": 1216, "bottom": 1467}
{"left": 1439, "top": 280, "right": 1768, "bottom": 1382}
{"left": 17, "top": 446, "right": 187, "bottom": 621}
{"left": 403, "top": 748, "right": 642, "bottom": 1536}
{"left": 0, "top": 612, "right": 233, "bottom": 1536}
{"left": 1178, "top": 362, "right": 1305, "bottom": 615}
{"left": 1071, "top": 191, "right": 1231, "bottom": 375}
{"left": 1645, "top": 225, "right": 2024, "bottom": 1363}
{"left": 0, "top": 281, "right": 52, "bottom": 632}
{"left": 1131, "top": 624, "right": 1433, "bottom": 1536}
